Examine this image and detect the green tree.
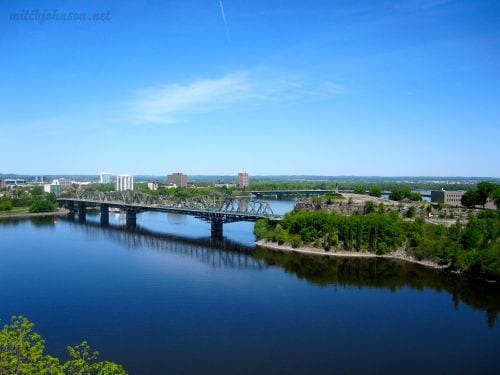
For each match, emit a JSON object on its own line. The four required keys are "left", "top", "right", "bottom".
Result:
{"left": 389, "top": 188, "right": 409, "bottom": 201}
{"left": 476, "top": 181, "right": 496, "bottom": 208}
{"left": 0, "top": 316, "right": 54, "bottom": 375}
{"left": 493, "top": 187, "right": 500, "bottom": 210}
{"left": 406, "top": 206, "right": 416, "bottom": 218}
{"left": 31, "top": 186, "right": 44, "bottom": 196}
{"left": 29, "top": 198, "right": 56, "bottom": 213}
{"left": 461, "top": 190, "right": 478, "bottom": 208}
{"left": 0, "top": 197, "right": 13, "bottom": 211}
{"left": 369, "top": 186, "right": 382, "bottom": 198}
{"left": 0, "top": 316, "right": 128, "bottom": 375}
{"left": 364, "top": 201, "right": 376, "bottom": 214}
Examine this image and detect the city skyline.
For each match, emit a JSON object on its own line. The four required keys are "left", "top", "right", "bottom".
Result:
{"left": 1, "top": 0, "right": 499, "bottom": 176}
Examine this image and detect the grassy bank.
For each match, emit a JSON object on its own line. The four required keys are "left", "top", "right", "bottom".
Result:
{"left": 0, "top": 207, "right": 30, "bottom": 216}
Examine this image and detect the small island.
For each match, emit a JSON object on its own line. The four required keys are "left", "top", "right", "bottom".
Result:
{"left": 254, "top": 185, "right": 500, "bottom": 282}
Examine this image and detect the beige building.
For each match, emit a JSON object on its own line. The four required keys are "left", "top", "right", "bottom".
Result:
{"left": 431, "top": 190, "right": 466, "bottom": 207}
{"left": 238, "top": 172, "right": 249, "bottom": 188}
{"left": 166, "top": 173, "right": 187, "bottom": 187}
{"left": 147, "top": 180, "right": 158, "bottom": 191}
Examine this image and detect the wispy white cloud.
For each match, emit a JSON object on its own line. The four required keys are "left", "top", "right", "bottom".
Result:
{"left": 132, "top": 72, "right": 344, "bottom": 124}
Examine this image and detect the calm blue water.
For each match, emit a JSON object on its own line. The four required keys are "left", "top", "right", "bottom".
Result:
{"left": 1, "top": 199, "right": 500, "bottom": 374}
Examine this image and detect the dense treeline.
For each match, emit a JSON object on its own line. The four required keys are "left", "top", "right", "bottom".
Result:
{"left": 461, "top": 181, "right": 500, "bottom": 209}
{"left": 255, "top": 210, "right": 500, "bottom": 280}
{"left": 134, "top": 183, "right": 236, "bottom": 198}
{"left": 0, "top": 187, "right": 56, "bottom": 213}
{"left": 0, "top": 316, "right": 127, "bottom": 374}
{"left": 247, "top": 180, "right": 483, "bottom": 193}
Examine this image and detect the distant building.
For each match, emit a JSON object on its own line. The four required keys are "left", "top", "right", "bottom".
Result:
{"left": 57, "top": 178, "right": 73, "bottom": 189}
{"left": 431, "top": 190, "right": 466, "bottom": 207}
{"left": 237, "top": 172, "right": 249, "bottom": 188}
{"left": 147, "top": 180, "right": 158, "bottom": 191}
{"left": 166, "top": 173, "right": 187, "bottom": 188}
{"left": 99, "top": 172, "right": 113, "bottom": 184}
{"left": 116, "top": 174, "right": 134, "bottom": 191}
{"left": 213, "top": 180, "right": 236, "bottom": 188}
{"left": 44, "top": 183, "right": 61, "bottom": 197}
{"left": 3, "top": 179, "right": 26, "bottom": 189}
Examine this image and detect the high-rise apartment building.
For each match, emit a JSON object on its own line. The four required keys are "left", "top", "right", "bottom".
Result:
{"left": 116, "top": 174, "right": 134, "bottom": 191}
{"left": 166, "top": 173, "right": 188, "bottom": 188}
{"left": 100, "top": 172, "right": 112, "bottom": 184}
{"left": 238, "top": 172, "right": 249, "bottom": 188}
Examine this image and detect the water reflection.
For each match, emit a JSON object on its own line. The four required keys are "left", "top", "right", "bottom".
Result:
{"left": 254, "top": 248, "right": 500, "bottom": 328}
{"left": 59, "top": 216, "right": 500, "bottom": 328}
{"left": 60, "top": 217, "right": 265, "bottom": 270}
{"left": 0, "top": 216, "right": 57, "bottom": 227}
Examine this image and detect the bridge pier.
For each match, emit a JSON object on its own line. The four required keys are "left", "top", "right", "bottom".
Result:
{"left": 66, "top": 201, "right": 75, "bottom": 213}
{"left": 78, "top": 202, "right": 86, "bottom": 222}
{"left": 126, "top": 210, "right": 137, "bottom": 227}
{"left": 100, "top": 204, "right": 109, "bottom": 226}
{"left": 211, "top": 220, "right": 223, "bottom": 239}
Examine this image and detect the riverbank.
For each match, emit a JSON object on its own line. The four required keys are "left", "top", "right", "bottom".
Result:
{"left": 0, "top": 208, "right": 69, "bottom": 220}
{"left": 255, "top": 239, "right": 448, "bottom": 270}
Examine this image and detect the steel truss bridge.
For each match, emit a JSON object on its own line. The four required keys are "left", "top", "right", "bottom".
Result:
{"left": 57, "top": 191, "right": 282, "bottom": 238}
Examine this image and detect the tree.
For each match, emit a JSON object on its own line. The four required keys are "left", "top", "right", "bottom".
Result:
{"left": 389, "top": 188, "right": 410, "bottom": 201}
{"left": 369, "top": 186, "right": 382, "bottom": 198}
{"left": 29, "top": 197, "right": 56, "bottom": 213}
{"left": 408, "top": 192, "right": 422, "bottom": 202}
{"left": 0, "top": 316, "right": 128, "bottom": 375}
{"left": 353, "top": 187, "right": 365, "bottom": 195}
{"left": 493, "top": 187, "right": 500, "bottom": 210}
{"left": 364, "top": 201, "right": 376, "bottom": 214}
{"left": 0, "top": 197, "right": 12, "bottom": 211}
{"left": 476, "top": 181, "right": 496, "bottom": 208}
{"left": 406, "top": 206, "right": 416, "bottom": 218}
{"left": 31, "top": 186, "right": 44, "bottom": 196}
{"left": 461, "top": 190, "right": 478, "bottom": 208}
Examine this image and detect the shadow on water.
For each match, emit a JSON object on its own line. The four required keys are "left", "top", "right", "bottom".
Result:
{"left": 59, "top": 217, "right": 264, "bottom": 270}
{"left": 254, "top": 247, "right": 500, "bottom": 328}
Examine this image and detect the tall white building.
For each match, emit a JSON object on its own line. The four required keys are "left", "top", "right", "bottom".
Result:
{"left": 100, "top": 172, "right": 112, "bottom": 184}
{"left": 116, "top": 174, "right": 134, "bottom": 191}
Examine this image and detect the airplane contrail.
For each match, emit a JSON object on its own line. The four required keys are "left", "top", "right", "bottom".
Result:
{"left": 218, "top": 0, "right": 231, "bottom": 43}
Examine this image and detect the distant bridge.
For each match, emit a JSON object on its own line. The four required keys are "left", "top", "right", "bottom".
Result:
{"left": 58, "top": 191, "right": 282, "bottom": 238}
{"left": 250, "top": 189, "right": 353, "bottom": 198}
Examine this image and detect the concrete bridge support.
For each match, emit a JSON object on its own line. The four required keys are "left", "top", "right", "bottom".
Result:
{"left": 126, "top": 210, "right": 137, "bottom": 227}
{"left": 100, "top": 204, "right": 109, "bottom": 226}
{"left": 211, "top": 220, "right": 223, "bottom": 239}
{"left": 67, "top": 201, "right": 75, "bottom": 213}
{"left": 78, "top": 202, "right": 86, "bottom": 222}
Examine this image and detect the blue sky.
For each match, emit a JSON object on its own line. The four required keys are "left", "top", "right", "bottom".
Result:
{"left": 1, "top": 0, "right": 499, "bottom": 176}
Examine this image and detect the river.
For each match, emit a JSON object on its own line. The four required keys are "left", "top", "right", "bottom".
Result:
{"left": 1, "top": 199, "right": 499, "bottom": 374}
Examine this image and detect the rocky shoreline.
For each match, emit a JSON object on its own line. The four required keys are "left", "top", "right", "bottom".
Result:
{"left": 255, "top": 239, "right": 448, "bottom": 270}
